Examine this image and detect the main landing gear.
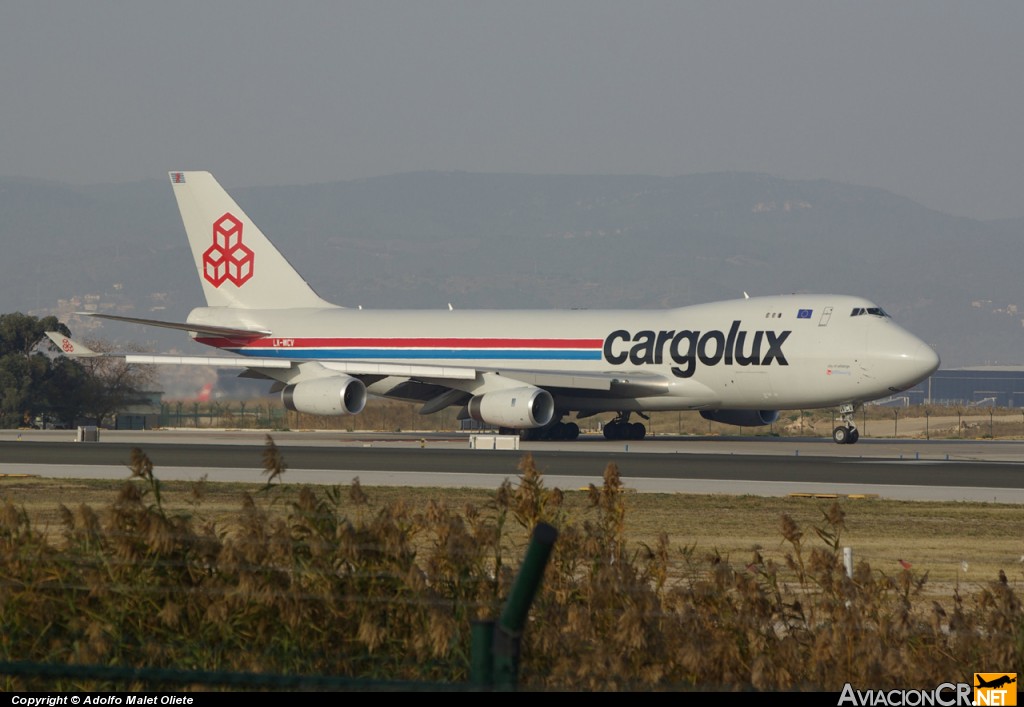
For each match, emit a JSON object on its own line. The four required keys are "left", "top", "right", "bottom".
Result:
{"left": 832, "top": 403, "right": 860, "bottom": 445}
{"left": 602, "top": 412, "right": 647, "bottom": 441}
{"left": 501, "top": 411, "right": 650, "bottom": 442}
{"left": 510, "top": 419, "right": 581, "bottom": 441}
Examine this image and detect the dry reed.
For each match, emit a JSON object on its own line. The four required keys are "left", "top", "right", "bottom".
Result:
{"left": 0, "top": 442, "right": 1020, "bottom": 691}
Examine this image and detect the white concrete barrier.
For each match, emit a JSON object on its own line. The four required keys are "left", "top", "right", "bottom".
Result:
{"left": 469, "top": 434, "right": 520, "bottom": 450}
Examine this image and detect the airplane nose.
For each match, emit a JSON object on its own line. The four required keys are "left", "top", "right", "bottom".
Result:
{"left": 911, "top": 341, "right": 941, "bottom": 380}
{"left": 865, "top": 328, "right": 940, "bottom": 393}
{"left": 889, "top": 337, "right": 940, "bottom": 391}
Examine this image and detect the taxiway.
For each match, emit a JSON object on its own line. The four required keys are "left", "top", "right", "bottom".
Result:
{"left": 2, "top": 429, "right": 1023, "bottom": 503}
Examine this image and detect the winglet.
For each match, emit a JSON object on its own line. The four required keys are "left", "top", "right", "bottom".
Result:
{"left": 45, "top": 332, "right": 100, "bottom": 357}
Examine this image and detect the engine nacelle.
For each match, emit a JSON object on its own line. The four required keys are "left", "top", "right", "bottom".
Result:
{"left": 467, "top": 387, "right": 555, "bottom": 429}
{"left": 282, "top": 376, "right": 367, "bottom": 416}
{"left": 700, "top": 409, "right": 780, "bottom": 427}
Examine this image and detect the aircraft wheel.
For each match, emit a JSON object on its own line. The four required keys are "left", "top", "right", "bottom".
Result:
{"left": 848, "top": 428, "right": 860, "bottom": 444}
{"left": 564, "top": 422, "right": 580, "bottom": 441}
{"left": 832, "top": 426, "right": 849, "bottom": 445}
{"left": 632, "top": 422, "right": 647, "bottom": 440}
{"left": 603, "top": 422, "right": 621, "bottom": 441}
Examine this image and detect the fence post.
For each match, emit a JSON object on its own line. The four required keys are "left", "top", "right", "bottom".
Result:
{"left": 470, "top": 620, "right": 495, "bottom": 688}
{"left": 492, "top": 522, "right": 558, "bottom": 691}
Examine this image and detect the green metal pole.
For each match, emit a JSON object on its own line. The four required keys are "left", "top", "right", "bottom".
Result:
{"left": 493, "top": 522, "right": 558, "bottom": 690}
{"left": 470, "top": 620, "right": 495, "bottom": 688}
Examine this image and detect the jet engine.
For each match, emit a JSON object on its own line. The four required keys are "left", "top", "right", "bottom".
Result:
{"left": 700, "top": 409, "right": 779, "bottom": 427}
{"left": 282, "top": 376, "right": 367, "bottom": 416}
{"left": 467, "top": 387, "right": 555, "bottom": 429}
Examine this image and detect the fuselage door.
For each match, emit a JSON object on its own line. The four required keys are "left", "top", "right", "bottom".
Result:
{"left": 818, "top": 306, "right": 833, "bottom": 327}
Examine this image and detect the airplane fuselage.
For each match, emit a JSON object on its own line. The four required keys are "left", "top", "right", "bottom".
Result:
{"left": 189, "top": 293, "right": 937, "bottom": 413}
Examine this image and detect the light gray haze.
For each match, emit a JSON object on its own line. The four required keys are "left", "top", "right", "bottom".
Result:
{"left": 1, "top": 1, "right": 1022, "bottom": 220}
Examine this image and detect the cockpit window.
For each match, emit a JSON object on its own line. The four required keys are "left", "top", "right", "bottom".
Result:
{"left": 850, "top": 307, "right": 890, "bottom": 317}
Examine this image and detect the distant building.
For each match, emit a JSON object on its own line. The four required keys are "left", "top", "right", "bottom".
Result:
{"left": 891, "top": 368, "right": 1024, "bottom": 408}
{"left": 114, "top": 390, "right": 163, "bottom": 430}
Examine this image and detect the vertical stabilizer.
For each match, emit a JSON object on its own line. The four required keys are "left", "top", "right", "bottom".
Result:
{"left": 169, "top": 171, "right": 335, "bottom": 309}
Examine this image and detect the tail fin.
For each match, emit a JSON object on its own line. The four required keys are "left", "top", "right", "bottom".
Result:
{"left": 45, "top": 332, "right": 100, "bottom": 357}
{"left": 169, "top": 171, "right": 335, "bottom": 309}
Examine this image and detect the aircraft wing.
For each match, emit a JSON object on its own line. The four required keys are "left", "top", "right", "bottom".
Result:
{"left": 57, "top": 313, "right": 671, "bottom": 397}
{"left": 48, "top": 332, "right": 670, "bottom": 397}
{"left": 317, "top": 358, "right": 668, "bottom": 393}
{"left": 45, "top": 332, "right": 287, "bottom": 368}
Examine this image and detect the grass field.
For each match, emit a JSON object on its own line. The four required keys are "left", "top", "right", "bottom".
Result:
{"left": 2, "top": 466, "right": 1020, "bottom": 597}
{"left": 0, "top": 446, "right": 1021, "bottom": 690}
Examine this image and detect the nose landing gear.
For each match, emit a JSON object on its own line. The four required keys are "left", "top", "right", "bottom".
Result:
{"left": 832, "top": 403, "right": 860, "bottom": 444}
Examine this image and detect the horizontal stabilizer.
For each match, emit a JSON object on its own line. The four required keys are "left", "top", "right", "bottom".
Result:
{"left": 78, "top": 312, "right": 270, "bottom": 338}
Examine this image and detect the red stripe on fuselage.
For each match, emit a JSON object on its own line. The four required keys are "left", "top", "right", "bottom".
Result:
{"left": 194, "top": 336, "right": 604, "bottom": 349}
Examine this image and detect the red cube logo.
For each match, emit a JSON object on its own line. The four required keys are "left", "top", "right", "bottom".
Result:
{"left": 202, "top": 213, "right": 254, "bottom": 287}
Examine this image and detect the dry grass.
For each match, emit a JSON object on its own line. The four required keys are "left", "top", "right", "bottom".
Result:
{"left": 5, "top": 477, "right": 1019, "bottom": 591}
{"left": 0, "top": 441, "right": 1021, "bottom": 691}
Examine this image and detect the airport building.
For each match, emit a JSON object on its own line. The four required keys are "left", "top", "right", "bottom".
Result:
{"left": 888, "top": 368, "right": 1024, "bottom": 408}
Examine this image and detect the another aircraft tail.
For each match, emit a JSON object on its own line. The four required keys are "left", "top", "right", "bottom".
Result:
{"left": 196, "top": 382, "right": 214, "bottom": 403}
{"left": 169, "top": 171, "right": 335, "bottom": 310}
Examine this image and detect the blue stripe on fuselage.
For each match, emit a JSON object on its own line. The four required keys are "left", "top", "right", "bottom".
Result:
{"left": 225, "top": 348, "right": 603, "bottom": 361}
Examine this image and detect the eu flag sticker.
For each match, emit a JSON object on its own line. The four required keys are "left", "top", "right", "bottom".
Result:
{"left": 797, "top": 309, "right": 813, "bottom": 319}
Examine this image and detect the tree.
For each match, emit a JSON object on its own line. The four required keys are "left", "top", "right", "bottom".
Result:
{"left": 38, "top": 356, "right": 92, "bottom": 428}
{"left": 0, "top": 312, "right": 69, "bottom": 357}
{"left": 0, "top": 313, "right": 72, "bottom": 427}
{"left": 0, "top": 314, "right": 158, "bottom": 429}
{"left": 75, "top": 338, "right": 158, "bottom": 427}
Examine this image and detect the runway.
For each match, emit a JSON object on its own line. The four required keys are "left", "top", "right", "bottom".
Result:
{"left": 3, "top": 428, "right": 1024, "bottom": 503}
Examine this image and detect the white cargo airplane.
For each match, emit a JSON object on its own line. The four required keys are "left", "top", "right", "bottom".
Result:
{"left": 49, "top": 171, "right": 940, "bottom": 444}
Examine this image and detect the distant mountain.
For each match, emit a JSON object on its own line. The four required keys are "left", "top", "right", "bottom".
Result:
{"left": 2, "top": 172, "right": 1020, "bottom": 368}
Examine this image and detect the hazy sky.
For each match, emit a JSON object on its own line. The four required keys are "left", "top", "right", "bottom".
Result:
{"left": 2, "top": 2, "right": 1021, "bottom": 220}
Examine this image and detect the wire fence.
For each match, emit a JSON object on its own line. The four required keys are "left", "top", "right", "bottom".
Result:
{"left": 158, "top": 402, "right": 289, "bottom": 430}
{"left": 149, "top": 401, "right": 1024, "bottom": 441}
